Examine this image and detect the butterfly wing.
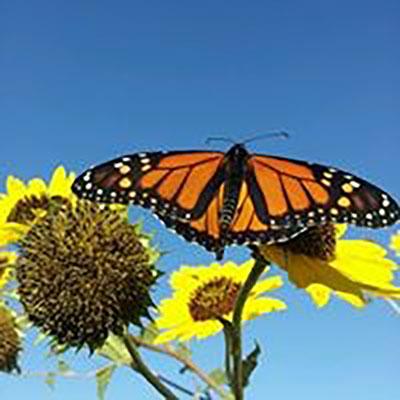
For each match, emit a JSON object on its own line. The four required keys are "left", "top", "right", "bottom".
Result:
{"left": 72, "top": 150, "right": 237, "bottom": 258}
{"left": 247, "top": 154, "right": 400, "bottom": 229}
{"left": 72, "top": 149, "right": 400, "bottom": 259}
{"left": 71, "top": 150, "right": 306, "bottom": 259}
{"left": 72, "top": 150, "right": 227, "bottom": 221}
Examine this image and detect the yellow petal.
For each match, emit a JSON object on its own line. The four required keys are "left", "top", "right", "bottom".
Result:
{"left": 333, "top": 241, "right": 397, "bottom": 287}
{"left": 6, "top": 176, "right": 26, "bottom": 195}
{"left": 49, "top": 166, "right": 75, "bottom": 197}
{"left": 335, "top": 291, "right": 366, "bottom": 308}
{"left": 243, "top": 297, "right": 286, "bottom": 320}
{"left": 0, "top": 223, "right": 30, "bottom": 246}
{"left": 27, "top": 178, "right": 47, "bottom": 194}
{"left": 335, "top": 224, "right": 347, "bottom": 239}
{"left": 252, "top": 276, "right": 283, "bottom": 296}
{"left": 306, "top": 284, "right": 331, "bottom": 308}
{"left": 0, "top": 251, "right": 17, "bottom": 289}
{"left": 391, "top": 232, "right": 400, "bottom": 256}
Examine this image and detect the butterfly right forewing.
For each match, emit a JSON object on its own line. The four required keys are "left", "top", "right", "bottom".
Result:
{"left": 247, "top": 154, "right": 400, "bottom": 230}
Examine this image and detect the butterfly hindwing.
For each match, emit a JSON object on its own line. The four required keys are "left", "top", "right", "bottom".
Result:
{"left": 158, "top": 180, "right": 306, "bottom": 259}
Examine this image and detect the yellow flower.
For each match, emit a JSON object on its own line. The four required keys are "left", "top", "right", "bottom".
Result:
{"left": 260, "top": 224, "right": 400, "bottom": 308}
{"left": 0, "top": 166, "right": 76, "bottom": 246}
{"left": 154, "top": 260, "right": 286, "bottom": 343}
{"left": 0, "top": 252, "right": 17, "bottom": 290}
{"left": 391, "top": 231, "right": 400, "bottom": 256}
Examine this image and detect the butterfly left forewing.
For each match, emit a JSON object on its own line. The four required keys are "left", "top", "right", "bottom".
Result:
{"left": 72, "top": 151, "right": 225, "bottom": 221}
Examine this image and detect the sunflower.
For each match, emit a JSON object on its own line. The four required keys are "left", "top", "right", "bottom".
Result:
{"left": 16, "top": 200, "right": 159, "bottom": 351}
{"left": 0, "top": 166, "right": 76, "bottom": 246}
{"left": 260, "top": 224, "right": 400, "bottom": 308}
{"left": 154, "top": 260, "right": 286, "bottom": 343}
{"left": 390, "top": 231, "right": 400, "bottom": 257}
{"left": 0, "top": 251, "right": 17, "bottom": 290}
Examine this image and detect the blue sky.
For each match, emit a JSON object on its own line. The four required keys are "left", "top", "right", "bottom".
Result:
{"left": 1, "top": 1, "right": 399, "bottom": 399}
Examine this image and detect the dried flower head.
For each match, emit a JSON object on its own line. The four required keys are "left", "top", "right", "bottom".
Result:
{"left": 17, "top": 201, "right": 159, "bottom": 351}
{"left": 0, "top": 305, "right": 21, "bottom": 373}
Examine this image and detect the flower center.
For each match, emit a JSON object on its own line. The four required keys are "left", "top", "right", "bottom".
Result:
{"left": 7, "top": 195, "right": 69, "bottom": 225}
{"left": 188, "top": 277, "right": 241, "bottom": 321}
{"left": 281, "top": 223, "right": 336, "bottom": 261}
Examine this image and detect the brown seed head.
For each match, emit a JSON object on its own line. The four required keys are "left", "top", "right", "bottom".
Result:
{"left": 16, "top": 201, "right": 159, "bottom": 351}
{"left": 279, "top": 223, "right": 336, "bottom": 261}
{"left": 188, "top": 277, "right": 241, "bottom": 321}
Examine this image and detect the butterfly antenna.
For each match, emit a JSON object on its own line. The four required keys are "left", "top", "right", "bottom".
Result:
{"left": 205, "top": 136, "right": 236, "bottom": 146}
{"left": 242, "top": 131, "right": 290, "bottom": 145}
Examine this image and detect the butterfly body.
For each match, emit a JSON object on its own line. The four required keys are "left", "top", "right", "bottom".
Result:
{"left": 72, "top": 144, "right": 400, "bottom": 259}
{"left": 218, "top": 144, "right": 249, "bottom": 230}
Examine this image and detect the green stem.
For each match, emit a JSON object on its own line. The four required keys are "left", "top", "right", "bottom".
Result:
{"left": 130, "top": 335, "right": 231, "bottom": 399}
{"left": 231, "top": 257, "right": 268, "bottom": 400}
{"left": 219, "top": 318, "right": 233, "bottom": 383}
{"left": 123, "top": 332, "right": 178, "bottom": 400}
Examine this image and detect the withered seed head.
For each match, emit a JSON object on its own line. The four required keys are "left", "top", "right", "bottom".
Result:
{"left": 0, "top": 306, "right": 21, "bottom": 373}
{"left": 16, "top": 201, "right": 159, "bottom": 351}
{"left": 280, "top": 223, "right": 336, "bottom": 261}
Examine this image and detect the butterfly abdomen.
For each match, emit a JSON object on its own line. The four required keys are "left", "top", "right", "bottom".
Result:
{"left": 219, "top": 144, "right": 249, "bottom": 232}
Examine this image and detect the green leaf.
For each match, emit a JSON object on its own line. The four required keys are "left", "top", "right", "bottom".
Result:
{"left": 15, "top": 314, "right": 31, "bottom": 331}
{"left": 174, "top": 342, "right": 192, "bottom": 361}
{"left": 96, "top": 334, "right": 131, "bottom": 365}
{"left": 242, "top": 342, "right": 261, "bottom": 387}
{"left": 49, "top": 341, "right": 69, "bottom": 355}
{"left": 57, "top": 360, "right": 71, "bottom": 374}
{"left": 208, "top": 368, "right": 228, "bottom": 387}
{"left": 96, "top": 365, "right": 116, "bottom": 400}
{"left": 32, "top": 331, "right": 49, "bottom": 347}
{"left": 45, "top": 372, "right": 56, "bottom": 391}
{"left": 140, "top": 322, "right": 159, "bottom": 343}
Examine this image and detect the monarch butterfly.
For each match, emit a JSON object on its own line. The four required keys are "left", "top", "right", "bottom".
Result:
{"left": 72, "top": 144, "right": 399, "bottom": 259}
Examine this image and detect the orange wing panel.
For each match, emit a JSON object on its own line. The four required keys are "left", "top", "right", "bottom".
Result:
{"left": 232, "top": 196, "right": 254, "bottom": 232}
{"left": 158, "top": 168, "right": 190, "bottom": 200}
{"left": 248, "top": 212, "right": 269, "bottom": 232}
{"left": 253, "top": 156, "right": 315, "bottom": 179}
{"left": 237, "top": 182, "right": 248, "bottom": 209}
{"left": 206, "top": 195, "right": 220, "bottom": 238}
{"left": 177, "top": 159, "right": 221, "bottom": 210}
{"left": 139, "top": 170, "right": 169, "bottom": 189}
{"left": 303, "top": 181, "right": 329, "bottom": 205}
{"left": 190, "top": 213, "right": 207, "bottom": 232}
{"left": 157, "top": 153, "right": 222, "bottom": 168}
{"left": 282, "top": 176, "right": 310, "bottom": 211}
{"left": 253, "top": 162, "right": 288, "bottom": 216}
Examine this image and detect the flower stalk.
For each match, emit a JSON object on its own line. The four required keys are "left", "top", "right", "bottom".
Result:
{"left": 230, "top": 256, "right": 269, "bottom": 400}
{"left": 130, "top": 335, "right": 231, "bottom": 399}
{"left": 122, "top": 332, "right": 179, "bottom": 400}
